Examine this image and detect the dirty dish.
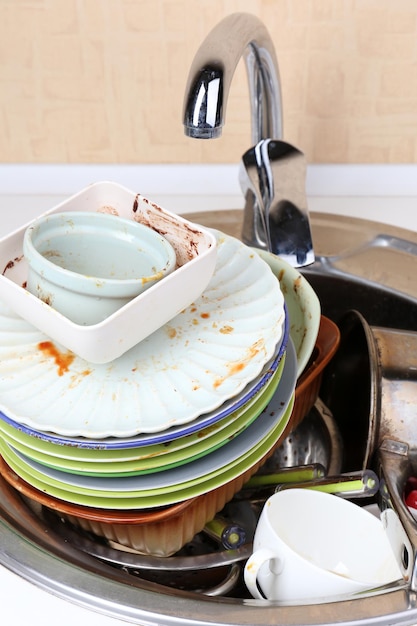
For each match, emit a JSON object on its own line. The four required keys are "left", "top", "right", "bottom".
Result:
{"left": 0, "top": 182, "right": 217, "bottom": 363}
{"left": 1, "top": 354, "right": 285, "bottom": 477}
{"left": 0, "top": 231, "right": 285, "bottom": 439}
{"left": 255, "top": 248, "right": 320, "bottom": 376}
{"left": 0, "top": 406, "right": 292, "bottom": 555}
{"left": 0, "top": 305, "right": 288, "bottom": 448}
{"left": 0, "top": 393, "right": 295, "bottom": 509}
{"left": 2, "top": 337, "right": 296, "bottom": 498}
{"left": 0, "top": 351, "right": 287, "bottom": 462}
{"left": 24, "top": 211, "right": 177, "bottom": 326}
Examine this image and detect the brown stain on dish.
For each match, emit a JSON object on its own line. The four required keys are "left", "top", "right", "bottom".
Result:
{"left": 97, "top": 205, "right": 119, "bottom": 216}
{"left": 2, "top": 259, "right": 15, "bottom": 274}
{"left": 38, "top": 289, "right": 53, "bottom": 306}
{"left": 131, "top": 193, "right": 208, "bottom": 263}
{"left": 38, "top": 341, "right": 76, "bottom": 376}
{"left": 219, "top": 325, "right": 234, "bottom": 334}
{"left": 293, "top": 276, "right": 302, "bottom": 294}
{"left": 277, "top": 269, "right": 287, "bottom": 294}
{"left": 213, "top": 339, "right": 265, "bottom": 389}
{"left": 141, "top": 270, "right": 164, "bottom": 285}
{"left": 2, "top": 255, "right": 23, "bottom": 275}
{"left": 197, "top": 423, "right": 218, "bottom": 438}
{"left": 200, "top": 312, "right": 210, "bottom": 319}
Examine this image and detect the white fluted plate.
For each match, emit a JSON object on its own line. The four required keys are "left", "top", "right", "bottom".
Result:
{"left": 0, "top": 231, "right": 284, "bottom": 438}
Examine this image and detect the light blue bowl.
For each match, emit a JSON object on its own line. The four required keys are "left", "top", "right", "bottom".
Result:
{"left": 23, "top": 211, "right": 176, "bottom": 326}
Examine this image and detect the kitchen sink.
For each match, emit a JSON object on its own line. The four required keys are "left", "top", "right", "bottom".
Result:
{"left": 198, "top": 210, "right": 417, "bottom": 332}
{"left": 1, "top": 210, "right": 417, "bottom": 626}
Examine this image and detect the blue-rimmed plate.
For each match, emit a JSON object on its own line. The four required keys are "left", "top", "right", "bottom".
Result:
{"left": 1, "top": 339, "right": 297, "bottom": 502}
{"left": 0, "top": 353, "right": 285, "bottom": 476}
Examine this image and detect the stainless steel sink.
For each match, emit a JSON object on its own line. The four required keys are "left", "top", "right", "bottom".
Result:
{"left": 198, "top": 210, "right": 417, "bottom": 331}
{"left": 1, "top": 210, "right": 417, "bottom": 626}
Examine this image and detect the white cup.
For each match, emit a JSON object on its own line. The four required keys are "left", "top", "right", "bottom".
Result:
{"left": 244, "top": 489, "right": 402, "bottom": 602}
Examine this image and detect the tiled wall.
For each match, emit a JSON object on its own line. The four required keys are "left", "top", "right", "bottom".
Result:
{"left": 2, "top": 0, "right": 417, "bottom": 164}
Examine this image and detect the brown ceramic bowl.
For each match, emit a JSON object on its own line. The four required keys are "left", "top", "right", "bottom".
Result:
{"left": 280, "top": 315, "right": 340, "bottom": 442}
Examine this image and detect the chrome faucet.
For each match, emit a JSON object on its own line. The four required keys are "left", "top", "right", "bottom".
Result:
{"left": 182, "top": 12, "right": 283, "bottom": 143}
{"left": 183, "top": 12, "right": 315, "bottom": 267}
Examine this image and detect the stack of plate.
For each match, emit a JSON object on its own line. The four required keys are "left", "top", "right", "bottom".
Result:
{"left": 0, "top": 231, "right": 304, "bottom": 507}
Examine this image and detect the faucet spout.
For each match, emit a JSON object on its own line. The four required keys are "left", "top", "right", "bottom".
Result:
{"left": 183, "top": 13, "right": 315, "bottom": 268}
{"left": 182, "top": 13, "right": 283, "bottom": 143}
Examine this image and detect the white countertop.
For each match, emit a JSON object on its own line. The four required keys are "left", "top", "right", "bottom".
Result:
{"left": 0, "top": 163, "right": 417, "bottom": 625}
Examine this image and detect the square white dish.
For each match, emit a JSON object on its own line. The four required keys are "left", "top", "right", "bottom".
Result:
{"left": 0, "top": 181, "right": 217, "bottom": 363}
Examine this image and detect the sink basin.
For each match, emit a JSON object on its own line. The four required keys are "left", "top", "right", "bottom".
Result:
{"left": 1, "top": 210, "right": 417, "bottom": 626}
{"left": 303, "top": 265, "right": 417, "bottom": 331}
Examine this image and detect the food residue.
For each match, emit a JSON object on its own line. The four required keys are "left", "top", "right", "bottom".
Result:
{"left": 2, "top": 255, "right": 23, "bottom": 275}
{"left": 37, "top": 341, "right": 75, "bottom": 376}
{"left": 2, "top": 260, "right": 14, "bottom": 274}
{"left": 98, "top": 206, "right": 119, "bottom": 216}
{"left": 166, "top": 326, "right": 177, "bottom": 339}
{"left": 293, "top": 276, "right": 302, "bottom": 294}
{"left": 212, "top": 339, "right": 264, "bottom": 389}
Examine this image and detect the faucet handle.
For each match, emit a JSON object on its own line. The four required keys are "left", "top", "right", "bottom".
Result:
{"left": 240, "top": 139, "right": 315, "bottom": 268}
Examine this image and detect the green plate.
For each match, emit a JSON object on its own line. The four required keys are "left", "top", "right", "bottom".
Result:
{"left": 2, "top": 393, "right": 289, "bottom": 497}
{"left": 1, "top": 356, "right": 284, "bottom": 477}
{"left": 0, "top": 395, "right": 294, "bottom": 510}
{"left": 0, "top": 355, "right": 285, "bottom": 466}
{"left": 1, "top": 339, "right": 297, "bottom": 505}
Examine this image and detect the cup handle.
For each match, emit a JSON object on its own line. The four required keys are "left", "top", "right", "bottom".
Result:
{"left": 244, "top": 547, "right": 284, "bottom": 599}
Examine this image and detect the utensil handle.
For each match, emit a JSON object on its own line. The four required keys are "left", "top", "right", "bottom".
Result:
{"left": 244, "top": 463, "right": 326, "bottom": 488}
{"left": 203, "top": 516, "right": 246, "bottom": 550}
{"left": 275, "top": 469, "right": 380, "bottom": 499}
